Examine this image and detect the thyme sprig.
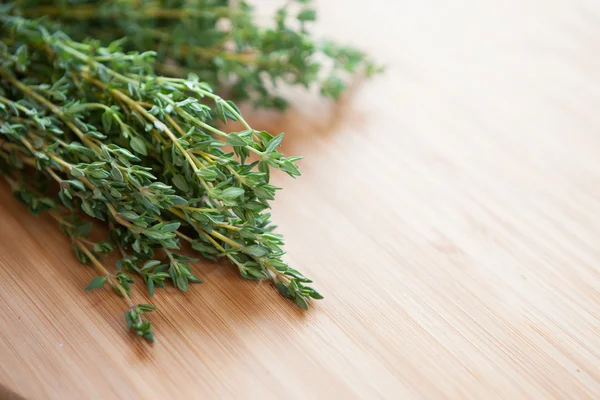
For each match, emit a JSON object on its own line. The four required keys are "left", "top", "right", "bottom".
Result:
{"left": 0, "top": 15, "right": 321, "bottom": 343}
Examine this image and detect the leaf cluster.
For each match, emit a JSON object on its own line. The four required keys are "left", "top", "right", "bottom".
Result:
{"left": 0, "top": 14, "right": 322, "bottom": 343}
{"left": 11, "top": 0, "right": 381, "bottom": 109}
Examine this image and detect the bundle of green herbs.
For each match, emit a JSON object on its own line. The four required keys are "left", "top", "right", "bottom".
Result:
{"left": 12, "top": 0, "right": 379, "bottom": 109}
{"left": 0, "top": 1, "right": 375, "bottom": 343}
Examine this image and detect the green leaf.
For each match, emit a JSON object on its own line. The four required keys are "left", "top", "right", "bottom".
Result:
{"left": 170, "top": 195, "right": 188, "bottom": 206}
{"left": 15, "top": 45, "right": 29, "bottom": 72}
{"left": 172, "top": 174, "right": 188, "bottom": 191}
{"left": 75, "top": 221, "right": 93, "bottom": 237}
{"left": 294, "top": 295, "right": 309, "bottom": 310}
{"left": 220, "top": 186, "right": 244, "bottom": 200}
{"left": 101, "top": 111, "right": 113, "bottom": 132}
{"left": 147, "top": 278, "right": 155, "bottom": 297}
{"left": 111, "top": 165, "right": 124, "bottom": 181}
{"left": 258, "top": 161, "right": 270, "bottom": 183}
{"left": 161, "top": 222, "right": 180, "bottom": 232}
{"left": 68, "top": 180, "right": 85, "bottom": 191}
{"left": 70, "top": 167, "right": 84, "bottom": 178}
{"left": 130, "top": 137, "right": 147, "bottom": 155}
{"left": 196, "top": 167, "right": 218, "bottom": 181}
{"left": 132, "top": 240, "right": 141, "bottom": 253}
{"left": 81, "top": 200, "right": 95, "bottom": 217}
{"left": 266, "top": 133, "right": 285, "bottom": 153}
{"left": 143, "top": 331, "right": 154, "bottom": 343}
{"left": 137, "top": 303, "right": 157, "bottom": 312}
{"left": 176, "top": 275, "right": 189, "bottom": 292}
{"left": 125, "top": 310, "right": 134, "bottom": 328}
{"left": 226, "top": 132, "right": 248, "bottom": 147}
{"left": 288, "top": 279, "right": 299, "bottom": 294}
{"left": 244, "top": 245, "right": 268, "bottom": 258}
{"left": 97, "top": 64, "right": 110, "bottom": 82}
{"left": 241, "top": 267, "right": 267, "bottom": 280}
{"left": 120, "top": 211, "right": 139, "bottom": 220}
{"left": 142, "top": 260, "right": 161, "bottom": 271}
{"left": 153, "top": 120, "right": 166, "bottom": 132}
{"left": 85, "top": 276, "right": 107, "bottom": 291}
{"left": 191, "top": 240, "right": 218, "bottom": 254}
{"left": 276, "top": 282, "right": 291, "bottom": 298}
{"left": 187, "top": 274, "right": 203, "bottom": 283}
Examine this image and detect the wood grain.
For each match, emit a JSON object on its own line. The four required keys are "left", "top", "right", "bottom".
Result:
{"left": 2, "top": 0, "right": 600, "bottom": 398}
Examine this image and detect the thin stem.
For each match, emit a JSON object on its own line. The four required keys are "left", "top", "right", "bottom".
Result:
{"left": 3, "top": 175, "right": 17, "bottom": 191}
{"left": 72, "top": 239, "right": 136, "bottom": 308}
{"left": 48, "top": 154, "right": 72, "bottom": 171}
{"left": 174, "top": 230, "right": 194, "bottom": 243}
{"left": 19, "top": 136, "right": 37, "bottom": 155}
{"left": 215, "top": 98, "right": 252, "bottom": 132}
{"left": 188, "top": 149, "right": 217, "bottom": 160}
{"left": 116, "top": 241, "right": 143, "bottom": 275}
{"left": 164, "top": 114, "right": 185, "bottom": 136}
{"left": 67, "top": 103, "right": 112, "bottom": 112}
{"left": 0, "top": 95, "right": 31, "bottom": 115}
{"left": 45, "top": 167, "right": 64, "bottom": 184}
{"left": 170, "top": 208, "right": 242, "bottom": 249}
{"left": 200, "top": 229, "right": 247, "bottom": 272}
{"left": 0, "top": 139, "right": 26, "bottom": 153}
{"left": 77, "top": 237, "right": 97, "bottom": 246}
{"left": 106, "top": 203, "right": 135, "bottom": 230}
{"left": 214, "top": 222, "right": 241, "bottom": 231}
{"left": 46, "top": 153, "right": 96, "bottom": 193}
{"left": 47, "top": 209, "right": 75, "bottom": 228}
{"left": 265, "top": 262, "right": 291, "bottom": 284}
{"left": 165, "top": 249, "right": 176, "bottom": 264}
{"left": 209, "top": 229, "right": 243, "bottom": 249}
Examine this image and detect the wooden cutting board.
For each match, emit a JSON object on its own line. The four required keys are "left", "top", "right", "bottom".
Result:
{"left": 2, "top": 1, "right": 600, "bottom": 398}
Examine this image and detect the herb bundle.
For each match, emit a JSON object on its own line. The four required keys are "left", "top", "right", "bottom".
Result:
{"left": 12, "top": 0, "right": 379, "bottom": 109}
{"left": 0, "top": 1, "right": 375, "bottom": 343}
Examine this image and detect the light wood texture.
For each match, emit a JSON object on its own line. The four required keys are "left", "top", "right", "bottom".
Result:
{"left": 2, "top": 0, "right": 600, "bottom": 398}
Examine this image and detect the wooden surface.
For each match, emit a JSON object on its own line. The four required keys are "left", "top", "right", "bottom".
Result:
{"left": 2, "top": 0, "right": 600, "bottom": 398}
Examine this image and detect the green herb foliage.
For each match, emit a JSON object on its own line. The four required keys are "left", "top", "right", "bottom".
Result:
{"left": 9, "top": 0, "right": 380, "bottom": 109}
{"left": 0, "top": 15, "right": 322, "bottom": 343}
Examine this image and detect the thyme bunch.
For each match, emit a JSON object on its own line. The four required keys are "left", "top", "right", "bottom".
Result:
{"left": 0, "top": 15, "right": 322, "bottom": 343}
{"left": 10, "top": 0, "right": 380, "bottom": 109}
